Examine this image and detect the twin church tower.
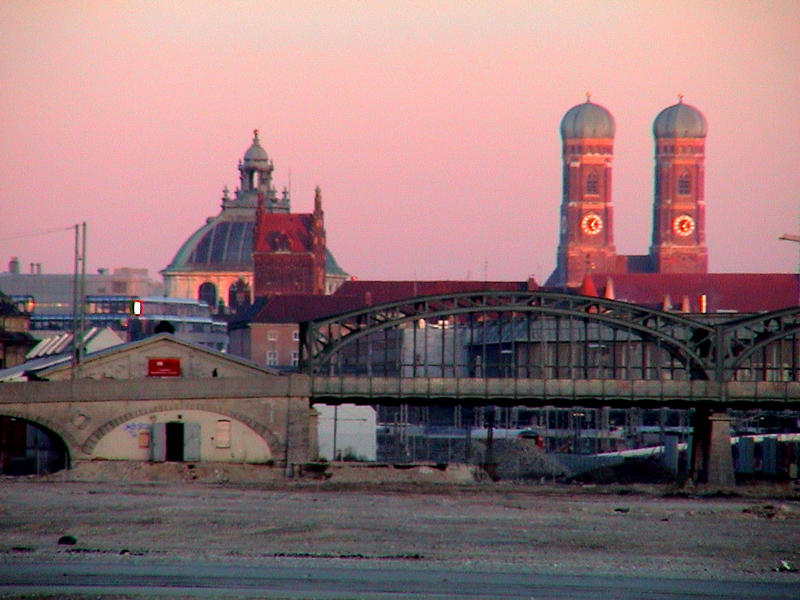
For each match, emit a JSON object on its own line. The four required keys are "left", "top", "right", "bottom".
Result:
{"left": 546, "top": 96, "right": 708, "bottom": 288}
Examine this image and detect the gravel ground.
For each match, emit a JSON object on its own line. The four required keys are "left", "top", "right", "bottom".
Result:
{"left": 1, "top": 462, "right": 799, "bottom": 596}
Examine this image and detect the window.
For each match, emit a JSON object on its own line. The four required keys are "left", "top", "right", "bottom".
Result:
{"left": 291, "top": 351, "right": 299, "bottom": 367}
{"left": 678, "top": 172, "right": 691, "bottom": 195}
{"left": 266, "top": 350, "right": 278, "bottom": 366}
{"left": 138, "top": 430, "right": 150, "bottom": 449}
{"left": 215, "top": 419, "right": 231, "bottom": 448}
{"left": 292, "top": 330, "right": 300, "bottom": 341}
{"left": 586, "top": 172, "right": 599, "bottom": 195}
{"left": 198, "top": 282, "right": 217, "bottom": 308}
{"left": 267, "top": 330, "right": 278, "bottom": 341}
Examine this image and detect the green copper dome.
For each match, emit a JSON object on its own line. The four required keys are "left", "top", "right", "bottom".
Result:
{"left": 653, "top": 100, "right": 707, "bottom": 138}
{"left": 165, "top": 214, "right": 254, "bottom": 272}
{"left": 561, "top": 99, "right": 615, "bottom": 139}
{"left": 165, "top": 212, "right": 348, "bottom": 276}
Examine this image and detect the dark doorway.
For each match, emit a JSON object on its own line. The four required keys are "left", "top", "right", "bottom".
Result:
{"left": 0, "top": 416, "right": 69, "bottom": 475}
{"left": 166, "top": 422, "right": 184, "bottom": 462}
{"left": 154, "top": 320, "right": 176, "bottom": 335}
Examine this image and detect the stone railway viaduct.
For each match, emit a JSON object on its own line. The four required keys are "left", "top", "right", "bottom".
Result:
{"left": 0, "top": 376, "right": 313, "bottom": 468}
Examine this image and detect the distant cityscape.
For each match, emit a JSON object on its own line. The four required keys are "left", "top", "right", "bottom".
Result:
{"left": 1, "top": 100, "right": 798, "bottom": 480}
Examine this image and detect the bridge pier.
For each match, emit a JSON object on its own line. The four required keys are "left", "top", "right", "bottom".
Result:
{"left": 690, "top": 408, "right": 735, "bottom": 487}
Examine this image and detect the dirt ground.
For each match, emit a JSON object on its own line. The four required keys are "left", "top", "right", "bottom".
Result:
{"left": 1, "top": 461, "right": 799, "bottom": 590}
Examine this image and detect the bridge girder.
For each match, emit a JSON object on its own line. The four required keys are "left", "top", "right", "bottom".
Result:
{"left": 302, "top": 291, "right": 717, "bottom": 378}
{"left": 301, "top": 291, "right": 800, "bottom": 396}
{"left": 717, "top": 307, "right": 800, "bottom": 372}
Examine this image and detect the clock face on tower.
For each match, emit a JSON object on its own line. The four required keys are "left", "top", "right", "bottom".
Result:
{"left": 673, "top": 214, "right": 695, "bottom": 237}
{"left": 580, "top": 212, "right": 603, "bottom": 235}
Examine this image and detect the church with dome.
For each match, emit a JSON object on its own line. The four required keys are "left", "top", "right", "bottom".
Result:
{"left": 547, "top": 95, "right": 709, "bottom": 289}
{"left": 162, "top": 102, "right": 796, "bottom": 334}
{"left": 544, "top": 96, "right": 798, "bottom": 313}
{"left": 162, "top": 131, "right": 348, "bottom": 312}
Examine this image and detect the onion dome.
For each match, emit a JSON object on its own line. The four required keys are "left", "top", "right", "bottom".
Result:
{"left": 653, "top": 97, "right": 707, "bottom": 138}
{"left": 560, "top": 95, "right": 615, "bottom": 139}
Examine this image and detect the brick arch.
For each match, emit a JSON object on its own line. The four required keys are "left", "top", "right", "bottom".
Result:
{"left": 0, "top": 408, "right": 77, "bottom": 462}
{"left": 81, "top": 401, "right": 282, "bottom": 457}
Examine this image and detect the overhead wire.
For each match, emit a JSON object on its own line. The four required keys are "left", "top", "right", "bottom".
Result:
{"left": 0, "top": 225, "right": 75, "bottom": 242}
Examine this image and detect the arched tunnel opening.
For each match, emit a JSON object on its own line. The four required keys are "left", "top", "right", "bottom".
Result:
{"left": 0, "top": 416, "right": 70, "bottom": 475}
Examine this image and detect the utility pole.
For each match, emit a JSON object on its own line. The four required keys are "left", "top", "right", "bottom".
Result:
{"left": 71, "top": 222, "right": 87, "bottom": 379}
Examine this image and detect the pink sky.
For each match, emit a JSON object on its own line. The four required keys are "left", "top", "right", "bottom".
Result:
{"left": 1, "top": 1, "right": 799, "bottom": 283}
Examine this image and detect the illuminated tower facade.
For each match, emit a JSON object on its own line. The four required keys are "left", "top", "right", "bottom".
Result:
{"left": 649, "top": 98, "right": 708, "bottom": 274}
{"left": 549, "top": 96, "right": 617, "bottom": 288}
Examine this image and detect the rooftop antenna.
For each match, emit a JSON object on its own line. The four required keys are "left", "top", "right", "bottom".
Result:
{"left": 779, "top": 229, "right": 800, "bottom": 273}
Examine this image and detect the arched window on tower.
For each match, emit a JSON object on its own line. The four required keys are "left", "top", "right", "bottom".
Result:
{"left": 586, "top": 171, "right": 599, "bottom": 195}
{"left": 249, "top": 170, "right": 260, "bottom": 190}
{"left": 678, "top": 172, "right": 691, "bottom": 196}
{"left": 198, "top": 282, "right": 217, "bottom": 309}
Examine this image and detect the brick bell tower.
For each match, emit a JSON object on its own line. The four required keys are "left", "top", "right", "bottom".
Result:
{"left": 252, "top": 187, "right": 327, "bottom": 297}
{"left": 650, "top": 97, "right": 708, "bottom": 274}
{"left": 548, "top": 95, "right": 617, "bottom": 288}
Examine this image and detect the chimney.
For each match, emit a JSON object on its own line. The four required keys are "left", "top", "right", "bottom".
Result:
{"left": 8, "top": 257, "right": 19, "bottom": 274}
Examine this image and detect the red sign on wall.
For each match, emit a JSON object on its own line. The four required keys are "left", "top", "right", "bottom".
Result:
{"left": 148, "top": 358, "right": 181, "bottom": 377}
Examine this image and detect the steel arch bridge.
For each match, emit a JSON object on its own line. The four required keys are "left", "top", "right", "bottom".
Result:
{"left": 300, "top": 291, "right": 800, "bottom": 407}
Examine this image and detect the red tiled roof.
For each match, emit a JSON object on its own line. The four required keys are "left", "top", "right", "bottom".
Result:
{"left": 248, "top": 294, "right": 367, "bottom": 324}
{"left": 254, "top": 213, "right": 313, "bottom": 253}
{"left": 249, "top": 281, "right": 533, "bottom": 324}
{"left": 238, "top": 281, "right": 534, "bottom": 325}
{"left": 238, "top": 274, "right": 797, "bottom": 325}
{"left": 246, "top": 281, "right": 534, "bottom": 324}
{"left": 333, "top": 280, "right": 529, "bottom": 305}
{"left": 590, "top": 273, "right": 800, "bottom": 313}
